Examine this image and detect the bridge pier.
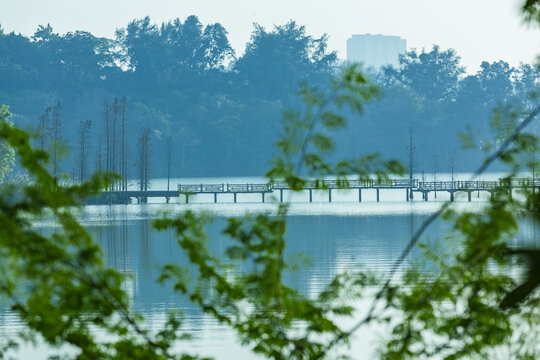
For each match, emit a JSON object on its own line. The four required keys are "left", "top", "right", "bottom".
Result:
{"left": 424, "top": 192, "right": 428, "bottom": 201}
{"left": 406, "top": 189, "right": 409, "bottom": 201}
{"left": 359, "top": 188, "right": 362, "bottom": 202}
{"left": 280, "top": 189, "right": 283, "bottom": 203}
{"left": 409, "top": 188, "right": 414, "bottom": 200}
{"left": 262, "top": 192, "right": 265, "bottom": 203}
{"left": 329, "top": 189, "right": 332, "bottom": 202}
{"left": 468, "top": 192, "right": 471, "bottom": 202}
{"left": 234, "top": 193, "right": 237, "bottom": 203}
{"left": 376, "top": 189, "right": 380, "bottom": 202}
{"left": 214, "top": 193, "right": 218, "bottom": 203}
{"left": 309, "top": 189, "right": 313, "bottom": 203}
{"left": 450, "top": 191, "right": 454, "bottom": 202}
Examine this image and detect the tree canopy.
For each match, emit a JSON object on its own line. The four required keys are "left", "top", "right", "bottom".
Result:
{"left": 2, "top": 17, "right": 537, "bottom": 178}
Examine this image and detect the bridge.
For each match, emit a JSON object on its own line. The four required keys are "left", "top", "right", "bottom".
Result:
{"left": 415, "top": 178, "right": 540, "bottom": 201}
{"left": 90, "top": 178, "right": 540, "bottom": 204}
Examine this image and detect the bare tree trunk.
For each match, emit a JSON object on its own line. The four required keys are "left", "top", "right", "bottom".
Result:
{"left": 103, "top": 100, "right": 111, "bottom": 192}
{"left": 96, "top": 141, "right": 102, "bottom": 174}
{"left": 51, "top": 102, "right": 62, "bottom": 177}
{"left": 78, "top": 120, "right": 91, "bottom": 182}
{"left": 121, "top": 97, "right": 128, "bottom": 193}
{"left": 112, "top": 98, "right": 119, "bottom": 190}
{"left": 137, "top": 128, "right": 151, "bottom": 203}
{"left": 37, "top": 106, "right": 51, "bottom": 151}
{"left": 408, "top": 127, "right": 415, "bottom": 200}
{"left": 167, "top": 134, "right": 171, "bottom": 192}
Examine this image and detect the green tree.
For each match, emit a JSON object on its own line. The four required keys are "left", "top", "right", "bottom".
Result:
{"left": 523, "top": 0, "right": 540, "bottom": 28}
{"left": 381, "top": 45, "right": 465, "bottom": 102}
{"left": 0, "top": 106, "right": 14, "bottom": 182}
{"left": 234, "top": 21, "right": 337, "bottom": 101}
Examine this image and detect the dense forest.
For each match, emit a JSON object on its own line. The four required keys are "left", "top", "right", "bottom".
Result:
{"left": 0, "top": 16, "right": 539, "bottom": 178}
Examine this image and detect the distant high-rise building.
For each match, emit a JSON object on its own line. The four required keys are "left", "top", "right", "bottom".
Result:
{"left": 347, "top": 34, "right": 406, "bottom": 68}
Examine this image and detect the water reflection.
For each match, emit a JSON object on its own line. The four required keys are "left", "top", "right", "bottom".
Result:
{"left": 85, "top": 213, "right": 447, "bottom": 322}
{"left": 2, "top": 205, "right": 539, "bottom": 359}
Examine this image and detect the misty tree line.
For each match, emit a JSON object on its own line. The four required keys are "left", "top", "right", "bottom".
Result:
{"left": 0, "top": 17, "right": 539, "bottom": 178}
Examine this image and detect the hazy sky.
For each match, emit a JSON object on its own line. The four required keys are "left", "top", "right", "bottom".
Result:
{"left": 1, "top": 0, "right": 538, "bottom": 72}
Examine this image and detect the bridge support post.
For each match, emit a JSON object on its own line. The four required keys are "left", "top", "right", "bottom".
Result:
{"left": 376, "top": 189, "right": 380, "bottom": 202}
{"left": 309, "top": 189, "right": 313, "bottom": 203}
{"left": 280, "top": 189, "right": 283, "bottom": 203}
{"left": 410, "top": 188, "right": 414, "bottom": 200}
{"left": 166, "top": 197, "right": 170, "bottom": 204}
{"left": 424, "top": 192, "right": 428, "bottom": 201}
{"left": 234, "top": 193, "right": 237, "bottom": 203}
{"left": 359, "top": 188, "right": 362, "bottom": 202}
{"left": 406, "top": 189, "right": 409, "bottom": 201}
{"left": 214, "top": 193, "right": 217, "bottom": 203}
{"left": 450, "top": 192, "right": 454, "bottom": 202}
{"left": 329, "top": 189, "right": 332, "bottom": 202}
{"left": 468, "top": 192, "right": 471, "bottom": 202}
{"left": 262, "top": 193, "right": 265, "bottom": 203}
{"left": 434, "top": 190, "right": 437, "bottom": 199}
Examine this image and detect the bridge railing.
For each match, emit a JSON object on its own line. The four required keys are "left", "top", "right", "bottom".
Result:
{"left": 226, "top": 183, "right": 272, "bottom": 192}
{"left": 504, "top": 178, "right": 540, "bottom": 188}
{"left": 250, "top": 184, "right": 273, "bottom": 192}
{"left": 178, "top": 178, "right": 540, "bottom": 195}
{"left": 178, "top": 184, "right": 225, "bottom": 193}
{"left": 417, "top": 181, "right": 499, "bottom": 191}
{"left": 178, "top": 183, "right": 272, "bottom": 193}
{"left": 271, "top": 178, "right": 418, "bottom": 189}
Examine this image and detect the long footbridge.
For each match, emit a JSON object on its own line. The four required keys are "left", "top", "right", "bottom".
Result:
{"left": 95, "top": 178, "right": 540, "bottom": 204}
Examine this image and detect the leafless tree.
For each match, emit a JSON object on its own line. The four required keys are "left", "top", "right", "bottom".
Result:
{"left": 37, "top": 106, "right": 52, "bottom": 151}
{"left": 137, "top": 128, "right": 152, "bottom": 202}
{"left": 77, "top": 119, "right": 92, "bottom": 182}
{"left": 51, "top": 102, "right": 62, "bottom": 177}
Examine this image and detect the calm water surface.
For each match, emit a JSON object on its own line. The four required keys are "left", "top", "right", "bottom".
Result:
{"left": 2, "top": 175, "right": 537, "bottom": 359}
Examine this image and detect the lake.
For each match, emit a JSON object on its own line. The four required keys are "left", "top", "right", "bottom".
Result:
{"left": 1, "top": 174, "right": 536, "bottom": 359}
